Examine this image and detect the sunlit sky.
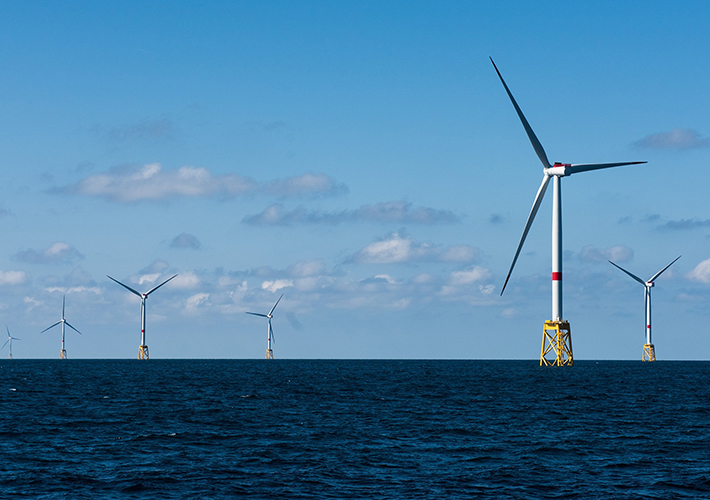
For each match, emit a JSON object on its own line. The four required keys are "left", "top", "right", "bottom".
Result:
{"left": 1, "top": 1, "right": 709, "bottom": 359}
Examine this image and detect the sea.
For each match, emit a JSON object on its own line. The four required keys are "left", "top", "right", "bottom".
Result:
{"left": 1, "top": 359, "right": 709, "bottom": 499}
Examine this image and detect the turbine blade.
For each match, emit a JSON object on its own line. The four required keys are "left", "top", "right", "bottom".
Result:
{"left": 146, "top": 274, "right": 178, "bottom": 296}
{"left": 500, "top": 175, "right": 551, "bottom": 295}
{"left": 62, "top": 295, "right": 66, "bottom": 319}
{"left": 609, "top": 261, "right": 645, "bottom": 285}
{"left": 1, "top": 339, "right": 8, "bottom": 349}
{"left": 490, "top": 57, "right": 551, "bottom": 169}
{"left": 5, "top": 325, "right": 9, "bottom": 338}
{"left": 107, "top": 275, "right": 143, "bottom": 297}
{"left": 41, "top": 321, "right": 62, "bottom": 334}
{"left": 245, "top": 312, "right": 269, "bottom": 318}
{"left": 269, "top": 294, "right": 284, "bottom": 316}
{"left": 65, "top": 321, "right": 82, "bottom": 335}
{"left": 566, "top": 161, "right": 646, "bottom": 175}
{"left": 648, "top": 255, "right": 682, "bottom": 283}
{"left": 269, "top": 320, "right": 275, "bottom": 344}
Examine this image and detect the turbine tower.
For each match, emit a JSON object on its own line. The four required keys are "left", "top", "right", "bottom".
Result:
{"left": 492, "top": 58, "right": 646, "bottom": 366}
{"left": 3, "top": 326, "right": 20, "bottom": 359}
{"left": 609, "top": 256, "right": 681, "bottom": 361}
{"left": 41, "top": 295, "right": 82, "bottom": 359}
{"left": 107, "top": 274, "right": 177, "bottom": 360}
{"left": 245, "top": 294, "right": 283, "bottom": 359}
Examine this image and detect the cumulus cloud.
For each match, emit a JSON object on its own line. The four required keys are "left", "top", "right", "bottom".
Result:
{"left": 14, "top": 242, "right": 84, "bottom": 265}
{"left": 448, "top": 266, "right": 493, "bottom": 286}
{"left": 261, "top": 279, "right": 294, "bottom": 293}
{"left": 170, "top": 272, "right": 200, "bottom": 289}
{"left": 635, "top": 128, "right": 710, "bottom": 150}
{"left": 185, "top": 293, "right": 210, "bottom": 312}
{"left": 170, "top": 233, "right": 201, "bottom": 249}
{"left": 54, "top": 163, "right": 345, "bottom": 203}
{"left": 687, "top": 259, "right": 710, "bottom": 283}
{"left": 242, "top": 201, "right": 460, "bottom": 226}
{"left": 440, "top": 266, "right": 495, "bottom": 297}
{"left": 349, "top": 232, "right": 478, "bottom": 264}
{"left": 578, "top": 245, "right": 634, "bottom": 263}
{"left": 0, "top": 271, "right": 28, "bottom": 286}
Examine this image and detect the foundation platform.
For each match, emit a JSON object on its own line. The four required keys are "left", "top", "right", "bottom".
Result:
{"left": 540, "top": 320, "right": 573, "bottom": 366}
{"left": 642, "top": 343, "right": 656, "bottom": 362}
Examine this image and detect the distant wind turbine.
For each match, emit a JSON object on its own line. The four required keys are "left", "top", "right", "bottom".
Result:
{"left": 41, "top": 295, "right": 82, "bottom": 359}
{"left": 3, "top": 326, "right": 20, "bottom": 359}
{"left": 245, "top": 294, "right": 283, "bottom": 359}
{"left": 609, "top": 256, "right": 681, "bottom": 361}
{"left": 107, "top": 274, "right": 177, "bottom": 360}
{"left": 491, "top": 57, "right": 646, "bottom": 366}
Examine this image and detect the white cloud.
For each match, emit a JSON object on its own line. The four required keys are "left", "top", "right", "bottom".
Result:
{"left": 243, "top": 201, "right": 459, "bottom": 226}
{"left": 449, "top": 266, "right": 492, "bottom": 286}
{"left": 687, "top": 258, "right": 710, "bottom": 283}
{"left": 185, "top": 293, "right": 210, "bottom": 311}
{"left": 56, "top": 164, "right": 346, "bottom": 203}
{"left": 350, "top": 232, "right": 478, "bottom": 264}
{"left": 138, "top": 273, "right": 161, "bottom": 286}
{"left": 635, "top": 128, "right": 710, "bottom": 149}
{"left": 579, "top": 245, "right": 634, "bottom": 263}
{"left": 261, "top": 279, "right": 293, "bottom": 293}
{"left": 0, "top": 271, "right": 28, "bottom": 286}
{"left": 23, "top": 296, "right": 42, "bottom": 309}
{"left": 171, "top": 272, "right": 200, "bottom": 289}
{"left": 14, "top": 242, "right": 84, "bottom": 265}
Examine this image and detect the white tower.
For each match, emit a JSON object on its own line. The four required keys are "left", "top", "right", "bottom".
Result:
{"left": 492, "top": 58, "right": 646, "bottom": 365}
{"left": 108, "top": 274, "right": 178, "bottom": 359}
{"left": 246, "top": 294, "right": 283, "bottom": 359}
{"left": 41, "top": 296, "right": 82, "bottom": 359}
{"left": 609, "top": 256, "right": 681, "bottom": 361}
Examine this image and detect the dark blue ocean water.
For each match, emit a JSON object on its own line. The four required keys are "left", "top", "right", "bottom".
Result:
{"left": 1, "top": 360, "right": 709, "bottom": 499}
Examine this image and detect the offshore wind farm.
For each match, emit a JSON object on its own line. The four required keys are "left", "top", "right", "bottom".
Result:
{"left": 0, "top": 6, "right": 705, "bottom": 360}
{"left": 1, "top": 3, "right": 710, "bottom": 499}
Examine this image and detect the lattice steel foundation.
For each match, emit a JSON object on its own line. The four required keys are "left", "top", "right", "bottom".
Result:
{"left": 642, "top": 343, "right": 656, "bottom": 362}
{"left": 540, "top": 320, "right": 573, "bottom": 366}
{"left": 139, "top": 345, "right": 149, "bottom": 360}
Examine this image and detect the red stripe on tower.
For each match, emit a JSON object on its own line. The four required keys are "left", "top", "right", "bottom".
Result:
{"left": 552, "top": 272, "right": 562, "bottom": 281}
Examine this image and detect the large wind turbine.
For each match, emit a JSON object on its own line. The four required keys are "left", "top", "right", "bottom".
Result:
{"left": 107, "top": 274, "right": 178, "bottom": 360}
{"left": 3, "top": 326, "right": 20, "bottom": 359}
{"left": 245, "top": 294, "right": 283, "bottom": 359}
{"left": 609, "top": 256, "right": 681, "bottom": 361}
{"left": 492, "top": 58, "right": 646, "bottom": 366}
{"left": 41, "top": 295, "right": 82, "bottom": 359}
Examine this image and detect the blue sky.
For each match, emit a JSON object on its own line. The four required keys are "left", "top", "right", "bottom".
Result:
{"left": 1, "top": 1, "right": 709, "bottom": 359}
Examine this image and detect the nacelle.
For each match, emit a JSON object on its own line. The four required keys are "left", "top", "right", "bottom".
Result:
{"left": 546, "top": 163, "right": 570, "bottom": 177}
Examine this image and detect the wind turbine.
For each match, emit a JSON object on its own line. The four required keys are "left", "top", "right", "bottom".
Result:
{"left": 609, "top": 256, "right": 681, "bottom": 361}
{"left": 3, "top": 326, "right": 20, "bottom": 359}
{"left": 107, "top": 274, "right": 178, "bottom": 360}
{"left": 492, "top": 58, "right": 646, "bottom": 366}
{"left": 245, "top": 294, "right": 283, "bottom": 359}
{"left": 41, "top": 295, "right": 82, "bottom": 359}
